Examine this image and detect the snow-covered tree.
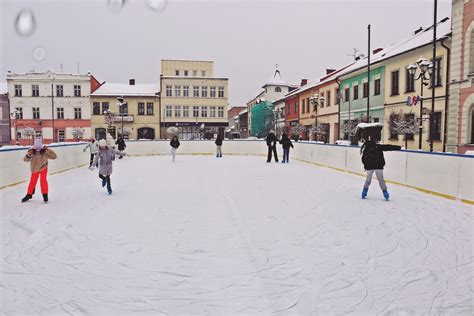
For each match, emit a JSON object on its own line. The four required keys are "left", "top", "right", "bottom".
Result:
{"left": 72, "top": 128, "right": 85, "bottom": 140}
{"left": 341, "top": 118, "right": 361, "bottom": 142}
{"left": 311, "top": 123, "right": 330, "bottom": 142}
{"left": 291, "top": 123, "right": 308, "bottom": 140}
{"left": 387, "top": 110, "right": 418, "bottom": 149}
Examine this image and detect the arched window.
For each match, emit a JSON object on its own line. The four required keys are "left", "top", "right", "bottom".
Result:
{"left": 137, "top": 127, "right": 155, "bottom": 140}
{"left": 95, "top": 128, "right": 106, "bottom": 140}
{"left": 275, "top": 87, "right": 282, "bottom": 92}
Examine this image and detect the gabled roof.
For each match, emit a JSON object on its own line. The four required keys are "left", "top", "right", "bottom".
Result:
{"left": 91, "top": 83, "right": 159, "bottom": 97}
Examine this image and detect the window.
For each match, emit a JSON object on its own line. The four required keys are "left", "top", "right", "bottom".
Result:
{"left": 56, "top": 85, "right": 64, "bottom": 97}
{"left": 74, "top": 85, "right": 81, "bottom": 97}
{"left": 165, "top": 106, "right": 172, "bottom": 117}
{"left": 201, "top": 86, "right": 208, "bottom": 98}
{"left": 175, "top": 86, "right": 181, "bottom": 97}
{"left": 334, "top": 89, "right": 339, "bottom": 105}
{"left": 175, "top": 70, "right": 180, "bottom": 76}
{"left": 389, "top": 113, "right": 399, "bottom": 140}
{"left": 210, "top": 106, "right": 216, "bottom": 117}
{"left": 374, "top": 79, "right": 381, "bottom": 96}
{"left": 429, "top": 111, "right": 442, "bottom": 141}
{"left": 294, "top": 102, "right": 298, "bottom": 113}
{"left": 353, "top": 85, "right": 359, "bottom": 100}
{"left": 166, "top": 85, "right": 172, "bottom": 97}
{"left": 201, "top": 71, "right": 206, "bottom": 77}
{"left": 432, "top": 57, "right": 442, "bottom": 87}
{"left": 373, "top": 117, "right": 380, "bottom": 123}
{"left": 32, "top": 85, "right": 39, "bottom": 97}
{"left": 391, "top": 71, "right": 400, "bottom": 95}
{"left": 286, "top": 104, "right": 290, "bottom": 116}
{"left": 326, "top": 91, "right": 331, "bottom": 106}
{"left": 32, "top": 107, "right": 40, "bottom": 119}
{"left": 201, "top": 106, "right": 208, "bottom": 118}
{"left": 275, "top": 87, "right": 282, "bottom": 92}
{"left": 193, "top": 106, "right": 199, "bottom": 117}
{"left": 302, "top": 99, "right": 306, "bottom": 113}
{"left": 405, "top": 113, "right": 415, "bottom": 140}
{"left": 306, "top": 98, "right": 310, "bottom": 113}
{"left": 183, "top": 86, "right": 189, "bottom": 97}
{"left": 93, "top": 102, "right": 101, "bottom": 115}
{"left": 218, "top": 87, "right": 225, "bottom": 98}
{"left": 138, "top": 102, "right": 145, "bottom": 115}
{"left": 184, "top": 70, "right": 188, "bottom": 76}
{"left": 210, "top": 87, "right": 216, "bottom": 98}
{"left": 363, "top": 82, "right": 368, "bottom": 98}
{"left": 102, "top": 102, "right": 109, "bottom": 113}
{"left": 74, "top": 108, "right": 82, "bottom": 119}
{"left": 15, "top": 84, "right": 22, "bottom": 97}
{"left": 193, "top": 86, "right": 199, "bottom": 97}
{"left": 405, "top": 69, "right": 415, "bottom": 92}
{"left": 175, "top": 106, "right": 181, "bottom": 117}
{"left": 193, "top": 70, "right": 197, "bottom": 76}
{"left": 147, "top": 102, "right": 154, "bottom": 115}
{"left": 183, "top": 106, "right": 189, "bottom": 117}
{"left": 344, "top": 88, "right": 350, "bottom": 102}
{"left": 120, "top": 103, "right": 128, "bottom": 114}
{"left": 57, "top": 107, "right": 64, "bottom": 119}
{"left": 15, "top": 107, "right": 23, "bottom": 119}
{"left": 218, "top": 106, "right": 224, "bottom": 118}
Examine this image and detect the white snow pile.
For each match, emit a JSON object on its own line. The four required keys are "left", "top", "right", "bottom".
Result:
{"left": 1, "top": 155, "right": 472, "bottom": 314}
{"left": 356, "top": 122, "right": 384, "bottom": 130}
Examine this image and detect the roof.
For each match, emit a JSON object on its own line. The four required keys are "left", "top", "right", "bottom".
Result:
{"left": 338, "top": 18, "right": 451, "bottom": 79}
{"left": 0, "top": 82, "right": 7, "bottom": 94}
{"left": 91, "top": 83, "right": 159, "bottom": 97}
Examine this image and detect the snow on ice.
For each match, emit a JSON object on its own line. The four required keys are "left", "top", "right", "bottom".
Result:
{"left": 1, "top": 155, "right": 472, "bottom": 314}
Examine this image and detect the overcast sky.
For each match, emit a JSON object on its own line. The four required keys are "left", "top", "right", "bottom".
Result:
{"left": 1, "top": 0, "right": 451, "bottom": 105}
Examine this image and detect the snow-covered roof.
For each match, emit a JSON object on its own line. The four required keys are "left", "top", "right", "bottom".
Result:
{"left": 92, "top": 83, "right": 159, "bottom": 97}
{"left": 339, "top": 18, "right": 451, "bottom": 79}
{"left": 356, "top": 122, "right": 384, "bottom": 130}
{"left": 239, "top": 109, "right": 248, "bottom": 115}
{"left": 0, "top": 82, "right": 7, "bottom": 94}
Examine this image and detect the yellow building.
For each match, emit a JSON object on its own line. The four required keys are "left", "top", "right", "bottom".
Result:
{"left": 160, "top": 60, "right": 229, "bottom": 139}
{"left": 91, "top": 81, "right": 160, "bottom": 140}
{"left": 382, "top": 20, "right": 451, "bottom": 151}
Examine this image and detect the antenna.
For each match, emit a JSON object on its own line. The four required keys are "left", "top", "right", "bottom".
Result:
{"left": 347, "top": 48, "right": 360, "bottom": 61}
{"left": 77, "top": 62, "right": 80, "bottom": 74}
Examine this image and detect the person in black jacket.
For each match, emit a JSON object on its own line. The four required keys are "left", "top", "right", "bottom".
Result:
{"left": 170, "top": 135, "right": 180, "bottom": 162}
{"left": 215, "top": 134, "right": 223, "bottom": 158}
{"left": 360, "top": 139, "right": 401, "bottom": 200}
{"left": 115, "top": 135, "right": 126, "bottom": 159}
{"left": 266, "top": 130, "right": 278, "bottom": 163}
{"left": 279, "top": 133, "right": 294, "bottom": 163}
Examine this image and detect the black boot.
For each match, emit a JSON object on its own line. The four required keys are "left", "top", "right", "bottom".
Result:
{"left": 43, "top": 194, "right": 48, "bottom": 203}
{"left": 21, "top": 194, "right": 32, "bottom": 203}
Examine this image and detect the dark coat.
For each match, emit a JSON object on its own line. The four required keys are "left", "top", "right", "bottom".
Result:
{"left": 266, "top": 133, "right": 277, "bottom": 147}
{"left": 170, "top": 139, "right": 180, "bottom": 149}
{"left": 361, "top": 142, "right": 401, "bottom": 170}
{"left": 116, "top": 138, "right": 126, "bottom": 151}
{"left": 279, "top": 135, "right": 294, "bottom": 149}
{"left": 215, "top": 136, "right": 223, "bottom": 146}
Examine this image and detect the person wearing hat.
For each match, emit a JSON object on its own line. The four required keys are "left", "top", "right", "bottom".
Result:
{"left": 266, "top": 130, "right": 278, "bottom": 163}
{"left": 22, "top": 138, "right": 57, "bottom": 203}
{"left": 93, "top": 139, "right": 116, "bottom": 195}
{"left": 83, "top": 138, "right": 99, "bottom": 169}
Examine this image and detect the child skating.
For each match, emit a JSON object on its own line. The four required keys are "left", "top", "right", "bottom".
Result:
{"left": 279, "top": 133, "right": 294, "bottom": 163}
{"left": 93, "top": 139, "right": 116, "bottom": 195}
{"left": 83, "top": 138, "right": 99, "bottom": 169}
{"left": 215, "top": 134, "right": 223, "bottom": 158}
{"left": 360, "top": 138, "right": 401, "bottom": 200}
{"left": 170, "top": 136, "right": 180, "bottom": 162}
{"left": 22, "top": 138, "right": 57, "bottom": 203}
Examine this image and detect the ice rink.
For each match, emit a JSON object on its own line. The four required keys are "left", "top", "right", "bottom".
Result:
{"left": 1, "top": 155, "right": 472, "bottom": 315}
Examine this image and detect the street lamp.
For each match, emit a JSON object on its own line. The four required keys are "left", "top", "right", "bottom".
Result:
{"left": 310, "top": 93, "right": 325, "bottom": 141}
{"left": 272, "top": 107, "right": 282, "bottom": 133}
{"left": 407, "top": 57, "right": 433, "bottom": 150}
{"left": 117, "top": 96, "right": 127, "bottom": 139}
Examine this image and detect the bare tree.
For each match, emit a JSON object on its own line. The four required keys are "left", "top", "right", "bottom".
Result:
{"left": 311, "top": 123, "right": 330, "bottom": 142}
{"left": 387, "top": 110, "right": 418, "bottom": 149}
{"left": 341, "top": 118, "right": 361, "bottom": 144}
{"left": 291, "top": 123, "right": 308, "bottom": 141}
{"left": 72, "top": 127, "right": 85, "bottom": 141}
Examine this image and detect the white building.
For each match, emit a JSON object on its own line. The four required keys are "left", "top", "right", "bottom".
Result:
{"left": 6, "top": 71, "right": 93, "bottom": 144}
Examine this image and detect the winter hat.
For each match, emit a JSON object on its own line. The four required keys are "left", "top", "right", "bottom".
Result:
{"left": 269, "top": 130, "right": 275, "bottom": 134}
{"left": 32, "top": 138, "right": 43, "bottom": 150}
{"left": 99, "top": 139, "right": 107, "bottom": 147}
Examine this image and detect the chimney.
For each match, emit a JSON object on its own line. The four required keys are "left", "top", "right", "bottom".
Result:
{"left": 301, "top": 79, "right": 308, "bottom": 86}
{"left": 129, "top": 79, "right": 135, "bottom": 85}
{"left": 372, "top": 48, "right": 383, "bottom": 55}
{"left": 326, "top": 69, "right": 336, "bottom": 75}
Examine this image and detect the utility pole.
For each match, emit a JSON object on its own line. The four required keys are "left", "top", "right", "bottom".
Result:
{"left": 367, "top": 24, "right": 371, "bottom": 122}
{"left": 430, "top": 0, "right": 438, "bottom": 152}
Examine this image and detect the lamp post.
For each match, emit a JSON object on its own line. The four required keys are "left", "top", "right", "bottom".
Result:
{"left": 272, "top": 107, "right": 281, "bottom": 133}
{"left": 117, "top": 96, "right": 127, "bottom": 139}
{"left": 407, "top": 57, "right": 433, "bottom": 150}
{"left": 309, "top": 93, "right": 325, "bottom": 141}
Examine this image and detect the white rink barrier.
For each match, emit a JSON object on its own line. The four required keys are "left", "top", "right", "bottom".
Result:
{"left": 1, "top": 140, "right": 472, "bottom": 204}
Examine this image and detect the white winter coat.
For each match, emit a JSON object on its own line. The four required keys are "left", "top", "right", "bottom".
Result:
{"left": 84, "top": 141, "right": 98, "bottom": 154}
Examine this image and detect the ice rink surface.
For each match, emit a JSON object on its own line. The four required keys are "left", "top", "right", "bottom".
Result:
{"left": 1, "top": 155, "right": 472, "bottom": 315}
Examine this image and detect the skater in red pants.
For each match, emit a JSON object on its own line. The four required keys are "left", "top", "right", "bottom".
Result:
{"left": 22, "top": 138, "right": 57, "bottom": 203}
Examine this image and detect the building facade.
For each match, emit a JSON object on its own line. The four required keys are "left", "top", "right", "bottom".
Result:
{"left": 227, "top": 106, "right": 246, "bottom": 136}
{"left": 91, "top": 81, "right": 160, "bottom": 140}
{"left": 446, "top": 0, "right": 474, "bottom": 153}
{"left": 7, "top": 71, "right": 93, "bottom": 145}
{"left": 0, "top": 83, "right": 10, "bottom": 146}
{"left": 160, "top": 60, "right": 229, "bottom": 139}
{"left": 238, "top": 109, "right": 249, "bottom": 138}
